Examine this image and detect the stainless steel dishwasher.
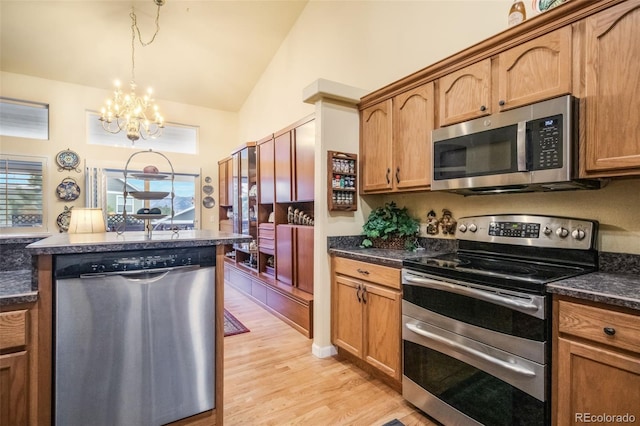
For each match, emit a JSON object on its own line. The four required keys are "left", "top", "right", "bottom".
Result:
{"left": 53, "top": 246, "right": 215, "bottom": 426}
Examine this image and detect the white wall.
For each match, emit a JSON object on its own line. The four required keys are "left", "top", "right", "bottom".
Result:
{"left": 1, "top": 71, "right": 238, "bottom": 233}
{"left": 238, "top": 0, "right": 516, "bottom": 142}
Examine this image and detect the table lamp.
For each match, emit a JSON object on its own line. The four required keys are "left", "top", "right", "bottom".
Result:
{"left": 68, "top": 208, "right": 106, "bottom": 233}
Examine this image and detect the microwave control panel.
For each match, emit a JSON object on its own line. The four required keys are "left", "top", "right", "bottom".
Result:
{"left": 528, "top": 114, "right": 563, "bottom": 170}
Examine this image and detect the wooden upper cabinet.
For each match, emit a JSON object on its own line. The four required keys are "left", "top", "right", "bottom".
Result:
{"left": 497, "top": 26, "right": 572, "bottom": 111}
{"left": 438, "top": 59, "right": 491, "bottom": 126}
{"left": 217, "top": 157, "right": 232, "bottom": 206}
{"left": 360, "top": 99, "right": 393, "bottom": 193}
{"left": 583, "top": 1, "right": 640, "bottom": 176}
{"left": 257, "top": 136, "right": 275, "bottom": 204}
{"left": 394, "top": 82, "right": 434, "bottom": 190}
{"left": 361, "top": 84, "right": 434, "bottom": 194}
{"left": 274, "top": 117, "right": 315, "bottom": 202}
{"left": 294, "top": 119, "right": 315, "bottom": 202}
{"left": 274, "top": 131, "right": 293, "bottom": 203}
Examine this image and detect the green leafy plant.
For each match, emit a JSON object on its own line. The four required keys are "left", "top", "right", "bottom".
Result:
{"left": 361, "top": 202, "right": 420, "bottom": 250}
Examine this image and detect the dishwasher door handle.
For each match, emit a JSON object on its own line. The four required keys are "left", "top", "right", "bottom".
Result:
{"left": 80, "top": 264, "right": 200, "bottom": 279}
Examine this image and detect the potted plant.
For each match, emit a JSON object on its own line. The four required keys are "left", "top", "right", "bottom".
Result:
{"left": 361, "top": 202, "right": 420, "bottom": 250}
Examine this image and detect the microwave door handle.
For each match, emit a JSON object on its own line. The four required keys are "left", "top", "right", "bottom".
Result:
{"left": 517, "top": 121, "right": 528, "bottom": 172}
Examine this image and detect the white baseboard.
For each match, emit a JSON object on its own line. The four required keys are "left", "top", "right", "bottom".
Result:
{"left": 312, "top": 343, "right": 337, "bottom": 358}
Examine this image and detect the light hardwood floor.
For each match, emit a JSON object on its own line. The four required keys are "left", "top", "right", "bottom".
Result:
{"left": 223, "top": 284, "right": 438, "bottom": 426}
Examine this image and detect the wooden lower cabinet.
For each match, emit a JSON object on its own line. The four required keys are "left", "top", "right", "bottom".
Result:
{"left": 225, "top": 261, "right": 314, "bottom": 338}
{"left": 331, "top": 256, "right": 401, "bottom": 382}
{"left": 0, "top": 351, "right": 28, "bottom": 426}
{"left": 554, "top": 297, "right": 640, "bottom": 425}
{"left": 0, "top": 307, "right": 31, "bottom": 426}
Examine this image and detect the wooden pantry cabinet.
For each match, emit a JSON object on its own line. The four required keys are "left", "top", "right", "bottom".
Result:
{"left": 360, "top": 82, "right": 434, "bottom": 193}
{"left": 581, "top": 0, "right": 640, "bottom": 177}
{"left": 331, "top": 256, "right": 402, "bottom": 384}
{"left": 438, "top": 26, "right": 572, "bottom": 127}
{"left": 554, "top": 297, "right": 640, "bottom": 426}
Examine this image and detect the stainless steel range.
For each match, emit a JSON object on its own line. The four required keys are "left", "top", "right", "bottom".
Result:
{"left": 402, "top": 214, "right": 598, "bottom": 426}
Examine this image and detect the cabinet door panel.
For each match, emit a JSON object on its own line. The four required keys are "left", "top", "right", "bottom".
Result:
{"left": 363, "top": 283, "right": 401, "bottom": 380}
{"left": 276, "top": 224, "right": 293, "bottom": 285}
{"left": 217, "top": 159, "right": 230, "bottom": 206}
{"left": 394, "top": 82, "right": 434, "bottom": 190}
{"left": 556, "top": 337, "right": 640, "bottom": 426}
{"left": 439, "top": 59, "right": 491, "bottom": 126}
{"left": 0, "top": 351, "right": 28, "bottom": 426}
{"left": 295, "top": 226, "right": 314, "bottom": 294}
{"left": 360, "top": 100, "right": 393, "bottom": 192}
{"left": 258, "top": 138, "right": 275, "bottom": 204}
{"left": 275, "top": 132, "right": 293, "bottom": 202}
{"left": 333, "top": 275, "right": 363, "bottom": 358}
{"left": 294, "top": 120, "right": 315, "bottom": 202}
{"left": 584, "top": 2, "right": 640, "bottom": 174}
{"left": 498, "top": 27, "right": 572, "bottom": 110}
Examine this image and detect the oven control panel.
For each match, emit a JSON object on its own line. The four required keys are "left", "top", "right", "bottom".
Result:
{"left": 456, "top": 214, "right": 598, "bottom": 250}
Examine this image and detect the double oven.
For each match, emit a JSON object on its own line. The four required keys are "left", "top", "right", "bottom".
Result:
{"left": 402, "top": 214, "right": 598, "bottom": 425}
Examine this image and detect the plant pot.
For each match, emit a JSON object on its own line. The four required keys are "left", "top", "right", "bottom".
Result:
{"left": 370, "top": 236, "right": 409, "bottom": 250}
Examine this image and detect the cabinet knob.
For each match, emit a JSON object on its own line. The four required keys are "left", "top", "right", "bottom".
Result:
{"left": 386, "top": 168, "right": 391, "bottom": 184}
{"left": 603, "top": 327, "right": 616, "bottom": 336}
{"left": 362, "top": 286, "right": 368, "bottom": 304}
{"left": 480, "top": 105, "right": 487, "bottom": 112}
{"left": 356, "top": 284, "right": 362, "bottom": 303}
{"left": 357, "top": 268, "right": 370, "bottom": 275}
{"left": 395, "top": 167, "right": 400, "bottom": 184}
{"left": 499, "top": 100, "right": 506, "bottom": 106}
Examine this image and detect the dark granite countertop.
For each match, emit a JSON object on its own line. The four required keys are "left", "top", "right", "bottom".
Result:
{"left": 1, "top": 270, "right": 37, "bottom": 306}
{"left": 0, "top": 230, "right": 251, "bottom": 306}
{"left": 26, "top": 230, "right": 252, "bottom": 255}
{"left": 328, "top": 247, "right": 444, "bottom": 268}
{"left": 547, "top": 272, "right": 640, "bottom": 312}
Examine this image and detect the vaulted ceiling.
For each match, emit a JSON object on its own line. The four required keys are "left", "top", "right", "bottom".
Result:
{"left": 1, "top": 0, "right": 309, "bottom": 111}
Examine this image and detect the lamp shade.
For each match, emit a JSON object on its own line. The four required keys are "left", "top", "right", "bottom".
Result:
{"left": 68, "top": 208, "right": 106, "bottom": 234}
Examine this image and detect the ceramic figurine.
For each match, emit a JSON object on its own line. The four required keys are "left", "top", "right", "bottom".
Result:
{"left": 439, "top": 209, "right": 457, "bottom": 235}
{"left": 287, "top": 206, "right": 294, "bottom": 223}
{"left": 426, "top": 210, "right": 439, "bottom": 235}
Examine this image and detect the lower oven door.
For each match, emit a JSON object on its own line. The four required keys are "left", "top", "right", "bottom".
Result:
{"left": 403, "top": 316, "right": 547, "bottom": 426}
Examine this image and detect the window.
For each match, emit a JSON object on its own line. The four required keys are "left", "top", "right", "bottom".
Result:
{"left": 86, "top": 111, "right": 199, "bottom": 154}
{"left": 95, "top": 168, "right": 198, "bottom": 231}
{"left": 0, "top": 97, "right": 49, "bottom": 140}
{"left": 0, "top": 156, "right": 46, "bottom": 230}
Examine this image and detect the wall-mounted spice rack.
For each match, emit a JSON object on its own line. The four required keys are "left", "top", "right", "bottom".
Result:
{"left": 327, "top": 151, "right": 357, "bottom": 212}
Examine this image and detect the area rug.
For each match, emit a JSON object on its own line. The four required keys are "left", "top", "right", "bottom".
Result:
{"left": 224, "top": 309, "right": 250, "bottom": 337}
{"left": 381, "top": 420, "right": 404, "bottom": 426}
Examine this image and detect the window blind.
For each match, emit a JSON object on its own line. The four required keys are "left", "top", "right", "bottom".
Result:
{"left": 0, "top": 158, "right": 44, "bottom": 228}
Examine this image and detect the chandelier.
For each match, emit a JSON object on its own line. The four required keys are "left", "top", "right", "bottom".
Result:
{"left": 99, "top": 0, "right": 166, "bottom": 142}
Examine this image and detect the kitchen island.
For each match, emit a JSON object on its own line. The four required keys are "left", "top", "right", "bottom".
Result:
{"left": 20, "top": 230, "right": 251, "bottom": 426}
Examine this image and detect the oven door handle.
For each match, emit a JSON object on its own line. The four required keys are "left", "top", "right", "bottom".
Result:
{"left": 405, "top": 322, "right": 536, "bottom": 377}
{"left": 403, "top": 274, "right": 539, "bottom": 313}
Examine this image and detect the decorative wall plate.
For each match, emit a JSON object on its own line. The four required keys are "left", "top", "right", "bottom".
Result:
{"left": 202, "top": 184, "right": 214, "bottom": 195}
{"left": 56, "top": 177, "right": 81, "bottom": 201}
{"left": 203, "top": 196, "right": 215, "bottom": 209}
{"left": 57, "top": 206, "right": 73, "bottom": 232}
{"left": 56, "top": 149, "right": 81, "bottom": 172}
{"left": 204, "top": 176, "right": 212, "bottom": 183}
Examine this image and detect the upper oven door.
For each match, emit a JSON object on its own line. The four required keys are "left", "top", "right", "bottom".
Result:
{"left": 432, "top": 121, "right": 528, "bottom": 191}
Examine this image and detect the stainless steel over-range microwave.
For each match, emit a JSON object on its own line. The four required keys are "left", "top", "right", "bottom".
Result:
{"left": 431, "top": 95, "right": 604, "bottom": 195}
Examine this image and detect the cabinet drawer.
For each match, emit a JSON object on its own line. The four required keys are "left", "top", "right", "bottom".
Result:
{"left": 258, "top": 224, "right": 275, "bottom": 240}
{"left": 333, "top": 256, "right": 400, "bottom": 290}
{"left": 0, "top": 310, "right": 27, "bottom": 351}
{"left": 558, "top": 300, "right": 640, "bottom": 354}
